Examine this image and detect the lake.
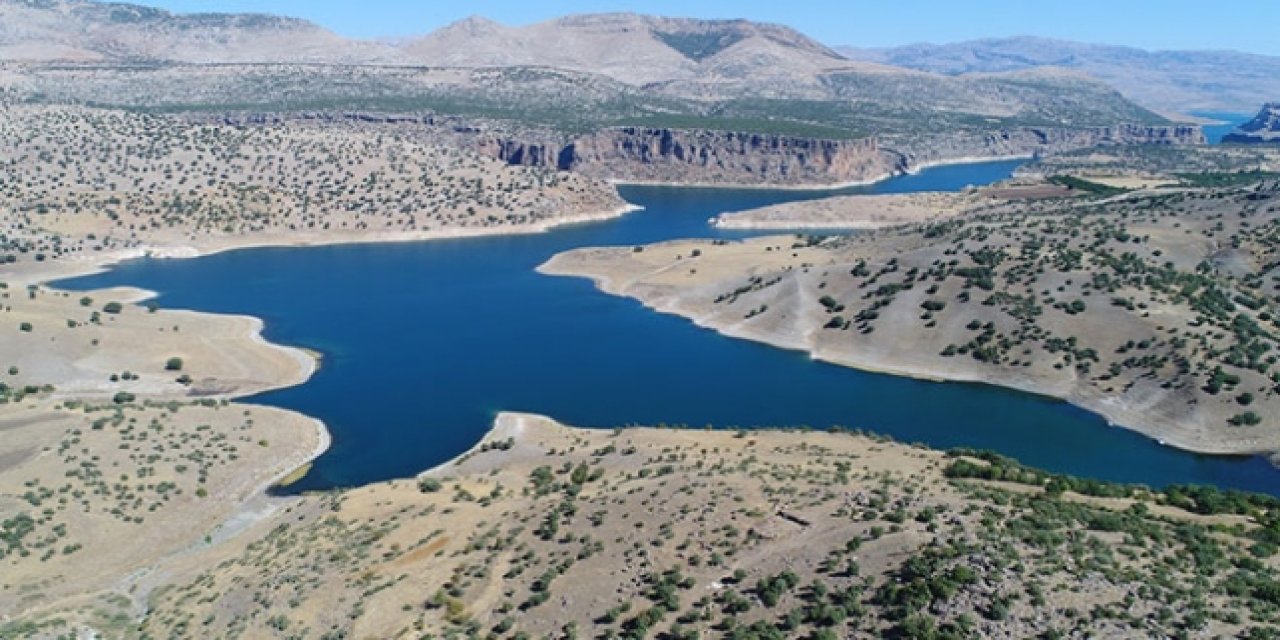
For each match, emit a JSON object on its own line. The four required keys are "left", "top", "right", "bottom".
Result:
{"left": 57, "top": 158, "right": 1280, "bottom": 496}
{"left": 1197, "top": 112, "right": 1255, "bottom": 144}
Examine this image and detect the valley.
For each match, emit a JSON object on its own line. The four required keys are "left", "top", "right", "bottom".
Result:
{"left": 3, "top": 1, "right": 1280, "bottom": 637}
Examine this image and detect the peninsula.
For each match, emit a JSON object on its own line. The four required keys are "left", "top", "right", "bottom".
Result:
{"left": 543, "top": 173, "right": 1280, "bottom": 457}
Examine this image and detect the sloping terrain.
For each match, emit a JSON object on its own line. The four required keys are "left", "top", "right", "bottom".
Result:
{"left": 543, "top": 177, "right": 1280, "bottom": 457}
{"left": 1225, "top": 103, "right": 1280, "bottom": 144}
{"left": 1, "top": 2, "right": 1170, "bottom": 140}
{"left": 0, "top": 0, "right": 396, "bottom": 63}
{"left": 840, "top": 36, "right": 1280, "bottom": 114}
{"left": 402, "top": 13, "right": 858, "bottom": 91}
{"left": 0, "top": 104, "right": 626, "bottom": 275}
{"left": 47, "top": 413, "right": 1280, "bottom": 639}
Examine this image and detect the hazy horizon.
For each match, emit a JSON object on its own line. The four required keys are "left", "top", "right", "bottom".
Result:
{"left": 127, "top": 0, "right": 1280, "bottom": 57}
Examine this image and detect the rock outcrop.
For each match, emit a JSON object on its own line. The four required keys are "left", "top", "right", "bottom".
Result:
{"left": 499, "top": 124, "right": 1203, "bottom": 186}
{"left": 885, "top": 124, "right": 1206, "bottom": 169}
{"left": 1223, "top": 104, "right": 1280, "bottom": 144}
{"left": 196, "top": 111, "right": 1206, "bottom": 187}
{"left": 525, "top": 128, "right": 892, "bottom": 186}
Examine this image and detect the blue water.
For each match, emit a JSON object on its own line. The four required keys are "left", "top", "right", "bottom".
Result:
{"left": 1196, "top": 112, "right": 1254, "bottom": 144}
{"left": 56, "top": 159, "right": 1280, "bottom": 495}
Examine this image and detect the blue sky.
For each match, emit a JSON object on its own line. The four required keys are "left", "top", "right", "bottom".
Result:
{"left": 138, "top": 0, "right": 1280, "bottom": 55}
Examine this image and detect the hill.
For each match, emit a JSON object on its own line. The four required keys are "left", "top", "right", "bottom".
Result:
{"left": 10, "top": 412, "right": 1280, "bottom": 638}
{"left": 0, "top": 3, "right": 1169, "bottom": 135}
{"left": 838, "top": 36, "right": 1280, "bottom": 114}
{"left": 543, "top": 175, "right": 1280, "bottom": 456}
{"left": 0, "top": 0, "right": 396, "bottom": 63}
{"left": 1224, "top": 103, "right": 1280, "bottom": 144}
{"left": 402, "top": 12, "right": 857, "bottom": 93}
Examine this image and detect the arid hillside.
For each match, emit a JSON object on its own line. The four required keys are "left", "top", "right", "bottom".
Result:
{"left": 0, "top": 104, "right": 626, "bottom": 278}
{"left": 544, "top": 176, "right": 1280, "bottom": 458}
{"left": 93, "top": 413, "right": 1280, "bottom": 639}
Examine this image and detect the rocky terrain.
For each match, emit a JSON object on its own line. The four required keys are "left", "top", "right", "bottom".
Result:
{"left": 520, "top": 125, "right": 1201, "bottom": 186}
{"left": 5, "top": 4, "right": 1280, "bottom": 638}
{"left": 0, "top": 280, "right": 326, "bottom": 631}
{"left": 0, "top": 0, "right": 396, "bottom": 64}
{"left": 0, "top": 103, "right": 628, "bottom": 278}
{"left": 1, "top": 2, "right": 1186, "bottom": 164}
{"left": 543, "top": 175, "right": 1280, "bottom": 458}
{"left": 1225, "top": 104, "right": 1280, "bottom": 145}
{"left": 840, "top": 36, "right": 1280, "bottom": 114}
{"left": 710, "top": 182, "right": 1076, "bottom": 231}
{"left": 1020, "top": 144, "right": 1280, "bottom": 180}
{"left": 400, "top": 13, "right": 858, "bottom": 96}
{"left": 11, "top": 412, "right": 1277, "bottom": 638}
{"left": 0, "top": 2, "right": 1213, "bottom": 192}
{"left": 183, "top": 112, "right": 1205, "bottom": 187}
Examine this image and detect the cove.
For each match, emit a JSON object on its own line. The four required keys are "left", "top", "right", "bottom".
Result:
{"left": 57, "top": 158, "right": 1280, "bottom": 496}
{"left": 1196, "top": 112, "right": 1256, "bottom": 144}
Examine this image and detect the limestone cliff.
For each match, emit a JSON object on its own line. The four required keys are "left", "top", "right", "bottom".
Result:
{"left": 200, "top": 111, "right": 1206, "bottom": 187}
{"left": 489, "top": 128, "right": 894, "bottom": 186}
{"left": 884, "top": 124, "right": 1207, "bottom": 169}
{"left": 484, "top": 124, "right": 1204, "bottom": 186}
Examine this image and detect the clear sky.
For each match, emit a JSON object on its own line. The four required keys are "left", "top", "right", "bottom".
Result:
{"left": 136, "top": 0, "right": 1280, "bottom": 56}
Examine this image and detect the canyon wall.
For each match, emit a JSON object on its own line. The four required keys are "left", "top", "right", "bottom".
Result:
{"left": 201, "top": 112, "right": 1207, "bottom": 186}
{"left": 883, "top": 124, "right": 1207, "bottom": 169}
{"left": 486, "top": 127, "right": 895, "bottom": 186}
{"left": 485, "top": 124, "right": 1205, "bottom": 185}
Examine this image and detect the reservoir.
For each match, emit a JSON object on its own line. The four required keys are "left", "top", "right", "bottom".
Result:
{"left": 58, "top": 159, "right": 1280, "bottom": 495}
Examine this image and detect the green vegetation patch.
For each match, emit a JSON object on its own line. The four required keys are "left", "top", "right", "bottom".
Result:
{"left": 1177, "top": 171, "right": 1280, "bottom": 188}
{"left": 1047, "top": 175, "right": 1129, "bottom": 196}
{"left": 653, "top": 29, "right": 747, "bottom": 61}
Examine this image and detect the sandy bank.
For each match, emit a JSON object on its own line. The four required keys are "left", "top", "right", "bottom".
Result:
{"left": 711, "top": 191, "right": 984, "bottom": 230}
{"left": 4, "top": 203, "right": 644, "bottom": 288}
{"left": 610, "top": 153, "right": 1034, "bottom": 193}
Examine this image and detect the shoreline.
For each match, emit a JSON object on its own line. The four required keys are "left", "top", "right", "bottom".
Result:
{"left": 9, "top": 203, "right": 645, "bottom": 288}
{"left": 610, "top": 153, "right": 1032, "bottom": 193}
{"left": 0, "top": 150, "right": 1146, "bottom": 522}
{"left": 418, "top": 411, "right": 542, "bottom": 480}
{"left": 0, "top": 201, "right": 642, "bottom": 611}
{"left": 537, "top": 250, "right": 1280, "bottom": 461}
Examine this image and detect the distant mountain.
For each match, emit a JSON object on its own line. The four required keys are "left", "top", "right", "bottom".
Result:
{"left": 1223, "top": 103, "right": 1280, "bottom": 144}
{"left": 0, "top": 4, "right": 872, "bottom": 96}
{"left": 838, "top": 36, "right": 1280, "bottom": 114}
{"left": 0, "top": 0, "right": 397, "bottom": 63}
{"left": 0, "top": 1, "right": 1171, "bottom": 141}
{"left": 402, "top": 13, "right": 864, "bottom": 95}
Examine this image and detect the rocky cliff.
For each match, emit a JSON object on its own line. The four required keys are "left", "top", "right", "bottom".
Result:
{"left": 489, "top": 124, "right": 1204, "bottom": 186}
{"left": 884, "top": 124, "right": 1206, "bottom": 169}
{"left": 483, "top": 128, "right": 894, "bottom": 186}
{"left": 1223, "top": 104, "right": 1280, "bottom": 144}
{"left": 199, "top": 111, "right": 1206, "bottom": 186}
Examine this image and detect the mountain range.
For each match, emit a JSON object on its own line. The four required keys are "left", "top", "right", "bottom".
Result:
{"left": 0, "top": 1, "right": 872, "bottom": 85}
{"left": 839, "top": 37, "right": 1280, "bottom": 114}
{"left": 0, "top": 0, "right": 1167, "bottom": 140}
{"left": 2, "top": 1, "right": 1276, "bottom": 118}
